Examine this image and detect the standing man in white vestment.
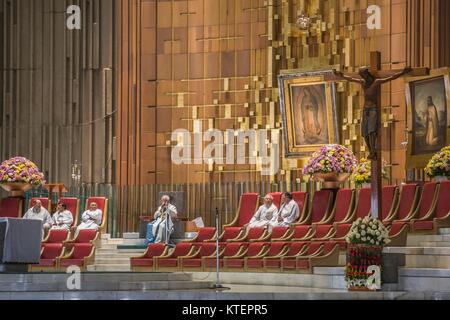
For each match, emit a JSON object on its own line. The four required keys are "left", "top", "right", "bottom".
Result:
{"left": 76, "top": 202, "right": 103, "bottom": 231}
{"left": 50, "top": 203, "right": 74, "bottom": 230}
{"left": 245, "top": 194, "right": 278, "bottom": 231}
{"left": 145, "top": 195, "right": 178, "bottom": 245}
{"left": 23, "top": 200, "right": 53, "bottom": 233}
{"left": 269, "top": 192, "right": 300, "bottom": 229}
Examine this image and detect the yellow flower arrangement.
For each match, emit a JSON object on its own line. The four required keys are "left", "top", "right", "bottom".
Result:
{"left": 425, "top": 145, "right": 450, "bottom": 178}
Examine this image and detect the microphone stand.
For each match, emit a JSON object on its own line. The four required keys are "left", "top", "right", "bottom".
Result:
{"left": 211, "top": 207, "right": 230, "bottom": 291}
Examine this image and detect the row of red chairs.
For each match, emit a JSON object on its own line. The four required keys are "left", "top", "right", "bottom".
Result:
{"left": 131, "top": 240, "right": 340, "bottom": 273}
{"left": 30, "top": 229, "right": 99, "bottom": 272}
{"left": 0, "top": 196, "right": 108, "bottom": 232}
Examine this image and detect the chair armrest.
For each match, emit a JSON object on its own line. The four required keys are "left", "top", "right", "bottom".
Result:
{"left": 223, "top": 247, "right": 249, "bottom": 259}
{"left": 272, "top": 229, "right": 294, "bottom": 241}
{"left": 84, "top": 246, "right": 96, "bottom": 265}
{"left": 61, "top": 248, "right": 75, "bottom": 259}
{"left": 244, "top": 245, "right": 270, "bottom": 259}
{"left": 434, "top": 211, "right": 450, "bottom": 228}
{"left": 248, "top": 229, "right": 270, "bottom": 242}
{"left": 178, "top": 247, "right": 202, "bottom": 260}
{"left": 262, "top": 246, "right": 290, "bottom": 260}
{"left": 311, "top": 228, "right": 336, "bottom": 241}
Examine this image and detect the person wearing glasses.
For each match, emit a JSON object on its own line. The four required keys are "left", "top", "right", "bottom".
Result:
{"left": 244, "top": 194, "right": 278, "bottom": 231}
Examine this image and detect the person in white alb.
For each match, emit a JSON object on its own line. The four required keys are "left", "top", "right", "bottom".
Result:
{"left": 23, "top": 200, "right": 53, "bottom": 232}
{"left": 245, "top": 194, "right": 278, "bottom": 231}
{"left": 51, "top": 203, "right": 74, "bottom": 230}
{"left": 269, "top": 192, "right": 299, "bottom": 230}
{"left": 76, "top": 202, "right": 103, "bottom": 231}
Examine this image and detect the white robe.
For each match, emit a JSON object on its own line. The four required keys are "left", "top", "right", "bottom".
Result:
{"left": 77, "top": 209, "right": 103, "bottom": 231}
{"left": 51, "top": 210, "right": 74, "bottom": 230}
{"left": 247, "top": 203, "right": 278, "bottom": 229}
{"left": 145, "top": 204, "right": 178, "bottom": 244}
{"left": 23, "top": 207, "right": 53, "bottom": 230}
{"left": 270, "top": 200, "right": 300, "bottom": 228}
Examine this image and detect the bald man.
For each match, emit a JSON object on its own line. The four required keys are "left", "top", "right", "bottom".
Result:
{"left": 145, "top": 195, "right": 178, "bottom": 244}
{"left": 245, "top": 194, "right": 278, "bottom": 231}
{"left": 23, "top": 200, "right": 53, "bottom": 232}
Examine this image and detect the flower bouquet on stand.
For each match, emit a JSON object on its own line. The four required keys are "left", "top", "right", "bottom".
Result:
{"left": 345, "top": 216, "right": 390, "bottom": 291}
{"left": 425, "top": 145, "right": 450, "bottom": 182}
{"left": 351, "top": 158, "right": 388, "bottom": 188}
{"left": 302, "top": 144, "right": 357, "bottom": 189}
{"left": 0, "top": 157, "right": 45, "bottom": 197}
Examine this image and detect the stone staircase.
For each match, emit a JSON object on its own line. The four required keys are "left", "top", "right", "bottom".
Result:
{"left": 87, "top": 233, "right": 146, "bottom": 272}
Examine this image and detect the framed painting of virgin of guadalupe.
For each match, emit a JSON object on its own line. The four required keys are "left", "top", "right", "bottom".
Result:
{"left": 278, "top": 70, "right": 339, "bottom": 158}
{"left": 405, "top": 68, "right": 450, "bottom": 169}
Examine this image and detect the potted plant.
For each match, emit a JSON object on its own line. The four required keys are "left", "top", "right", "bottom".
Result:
{"left": 0, "top": 157, "right": 45, "bottom": 196}
{"left": 345, "top": 216, "right": 390, "bottom": 291}
{"left": 425, "top": 145, "right": 450, "bottom": 182}
{"left": 303, "top": 144, "right": 357, "bottom": 188}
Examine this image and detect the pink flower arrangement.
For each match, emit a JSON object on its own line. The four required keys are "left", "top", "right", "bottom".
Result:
{"left": 0, "top": 157, "right": 45, "bottom": 185}
{"left": 303, "top": 144, "right": 358, "bottom": 175}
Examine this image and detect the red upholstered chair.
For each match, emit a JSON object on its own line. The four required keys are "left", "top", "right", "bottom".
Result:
{"left": 222, "top": 193, "right": 259, "bottom": 229}
{"left": 0, "top": 197, "right": 23, "bottom": 218}
{"left": 380, "top": 186, "right": 399, "bottom": 223}
{"left": 268, "top": 192, "right": 283, "bottom": 209}
{"left": 281, "top": 242, "right": 324, "bottom": 272}
{"left": 59, "top": 243, "right": 95, "bottom": 271}
{"left": 295, "top": 190, "right": 333, "bottom": 225}
{"left": 339, "top": 188, "right": 371, "bottom": 224}
{"left": 329, "top": 224, "right": 352, "bottom": 249}
{"left": 292, "top": 241, "right": 341, "bottom": 273}
{"left": 29, "top": 243, "right": 65, "bottom": 272}
{"left": 154, "top": 242, "right": 196, "bottom": 271}
{"left": 203, "top": 242, "right": 248, "bottom": 271}
{"left": 318, "top": 189, "right": 355, "bottom": 226}
{"left": 263, "top": 242, "right": 309, "bottom": 272}
{"left": 42, "top": 229, "right": 70, "bottom": 244}
{"left": 63, "top": 229, "right": 99, "bottom": 250}
{"left": 184, "top": 227, "right": 216, "bottom": 247}
{"left": 206, "top": 227, "right": 245, "bottom": 246}
{"left": 386, "top": 222, "right": 410, "bottom": 247}
{"left": 245, "top": 242, "right": 290, "bottom": 271}
{"left": 227, "top": 227, "right": 268, "bottom": 243}
{"left": 59, "top": 197, "right": 80, "bottom": 227}
{"left": 258, "top": 226, "right": 290, "bottom": 242}
{"left": 391, "top": 183, "right": 431, "bottom": 229}
{"left": 274, "top": 225, "right": 314, "bottom": 242}
{"left": 179, "top": 243, "right": 218, "bottom": 271}
{"left": 130, "top": 243, "right": 168, "bottom": 272}
{"left": 28, "top": 197, "right": 50, "bottom": 211}
{"left": 311, "top": 224, "right": 336, "bottom": 241}
{"left": 384, "top": 183, "right": 419, "bottom": 226}
{"left": 85, "top": 197, "right": 108, "bottom": 232}
{"left": 411, "top": 181, "right": 450, "bottom": 233}
{"left": 223, "top": 242, "right": 269, "bottom": 272}
{"left": 292, "top": 191, "right": 309, "bottom": 223}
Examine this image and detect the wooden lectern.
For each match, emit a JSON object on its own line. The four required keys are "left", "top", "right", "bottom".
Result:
{"left": 43, "top": 183, "right": 68, "bottom": 214}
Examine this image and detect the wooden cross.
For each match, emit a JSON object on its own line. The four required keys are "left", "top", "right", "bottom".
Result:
{"left": 329, "top": 51, "right": 429, "bottom": 218}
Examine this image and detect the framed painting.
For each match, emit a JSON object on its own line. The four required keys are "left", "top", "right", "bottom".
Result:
{"left": 405, "top": 68, "right": 450, "bottom": 169}
{"left": 278, "top": 70, "right": 339, "bottom": 158}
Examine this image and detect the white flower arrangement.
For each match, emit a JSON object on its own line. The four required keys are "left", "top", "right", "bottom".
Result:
{"left": 345, "top": 216, "right": 390, "bottom": 246}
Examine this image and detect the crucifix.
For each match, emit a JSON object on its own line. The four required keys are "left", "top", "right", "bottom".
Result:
{"left": 330, "top": 51, "right": 428, "bottom": 218}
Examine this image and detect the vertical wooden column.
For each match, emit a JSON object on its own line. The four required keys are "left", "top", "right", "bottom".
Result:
{"left": 370, "top": 51, "right": 382, "bottom": 219}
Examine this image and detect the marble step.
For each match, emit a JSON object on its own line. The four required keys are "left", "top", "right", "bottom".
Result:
{"left": 94, "top": 257, "right": 131, "bottom": 265}
{"left": 121, "top": 239, "right": 146, "bottom": 245}
{"left": 0, "top": 280, "right": 212, "bottom": 292}
{"left": 0, "top": 273, "right": 194, "bottom": 283}
{"left": 94, "top": 243, "right": 117, "bottom": 250}
{"left": 407, "top": 234, "right": 450, "bottom": 246}
{"left": 439, "top": 228, "right": 450, "bottom": 235}
{"left": 100, "top": 234, "right": 111, "bottom": 240}
{"left": 421, "top": 241, "right": 450, "bottom": 247}
{"left": 87, "top": 264, "right": 131, "bottom": 272}
{"left": 102, "top": 239, "right": 124, "bottom": 245}
{"left": 398, "top": 268, "right": 450, "bottom": 292}
{"left": 123, "top": 233, "right": 140, "bottom": 239}
{"left": 384, "top": 246, "right": 450, "bottom": 268}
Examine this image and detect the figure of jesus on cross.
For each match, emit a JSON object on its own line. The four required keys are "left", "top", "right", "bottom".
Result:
{"left": 330, "top": 51, "right": 427, "bottom": 218}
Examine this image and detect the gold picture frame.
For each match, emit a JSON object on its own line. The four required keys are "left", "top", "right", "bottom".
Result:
{"left": 405, "top": 67, "right": 450, "bottom": 169}
{"left": 278, "top": 70, "right": 339, "bottom": 158}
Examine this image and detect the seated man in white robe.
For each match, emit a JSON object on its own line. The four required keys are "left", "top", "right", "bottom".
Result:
{"left": 51, "top": 203, "right": 74, "bottom": 230}
{"left": 145, "top": 195, "right": 178, "bottom": 245}
{"left": 76, "top": 202, "right": 103, "bottom": 231}
{"left": 244, "top": 194, "right": 278, "bottom": 231}
{"left": 269, "top": 192, "right": 300, "bottom": 230}
{"left": 23, "top": 200, "right": 53, "bottom": 233}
